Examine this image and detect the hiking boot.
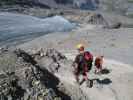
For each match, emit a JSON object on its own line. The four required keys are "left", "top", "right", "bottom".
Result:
{"left": 86, "top": 79, "right": 93, "bottom": 88}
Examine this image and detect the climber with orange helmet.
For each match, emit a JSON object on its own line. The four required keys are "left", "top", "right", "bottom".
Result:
{"left": 73, "top": 44, "right": 93, "bottom": 87}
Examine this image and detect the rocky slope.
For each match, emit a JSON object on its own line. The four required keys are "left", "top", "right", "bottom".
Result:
{"left": 1, "top": 28, "right": 133, "bottom": 100}
{"left": 1, "top": 43, "right": 133, "bottom": 100}
{"left": 0, "top": 48, "right": 90, "bottom": 100}
{"left": 0, "top": 48, "right": 70, "bottom": 100}
{"left": 16, "top": 46, "right": 133, "bottom": 100}
{"left": 0, "top": 1, "right": 133, "bottom": 100}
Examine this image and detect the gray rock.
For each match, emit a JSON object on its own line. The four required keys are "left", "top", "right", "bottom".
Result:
{"left": 0, "top": 48, "right": 71, "bottom": 100}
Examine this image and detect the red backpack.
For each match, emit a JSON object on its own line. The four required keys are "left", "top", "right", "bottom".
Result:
{"left": 84, "top": 51, "right": 93, "bottom": 71}
{"left": 84, "top": 51, "right": 93, "bottom": 61}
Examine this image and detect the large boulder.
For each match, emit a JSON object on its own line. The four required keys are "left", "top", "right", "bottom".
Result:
{"left": 83, "top": 13, "right": 123, "bottom": 29}
{"left": 86, "top": 13, "right": 107, "bottom": 25}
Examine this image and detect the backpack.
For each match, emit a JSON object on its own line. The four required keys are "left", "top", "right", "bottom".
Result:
{"left": 84, "top": 51, "right": 93, "bottom": 71}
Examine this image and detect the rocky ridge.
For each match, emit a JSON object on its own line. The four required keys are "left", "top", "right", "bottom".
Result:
{"left": 0, "top": 48, "right": 71, "bottom": 100}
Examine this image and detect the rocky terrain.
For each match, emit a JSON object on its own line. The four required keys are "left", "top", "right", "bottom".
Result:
{"left": 0, "top": 0, "right": 133, "bottom": 100}
{"left": 0, "top": 48, "right": 69, "bottom": 100}
{"left": 15, "top": 10, "right": 133, "bottom": 100}
{"left": 1, "top": 46, "right": 133, "bottom": 100}
{"left": 0, "top": 0, "right": 99, "bottom": 9}
{"left": 17, "top": 33, "right": 133, "bottom": 100}
{"left": 0, "top": 0, "right": 133, "bottom": 16}
{"left": 0, "top": 48, "right": 92, "bottom": 100}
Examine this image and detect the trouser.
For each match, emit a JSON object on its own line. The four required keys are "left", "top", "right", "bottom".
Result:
{"left": 95, "top": 64, "right": 102, "bottom": 74}
{"left": 74, "top": 66, "right": 88, "bottom": 82}
{"left": 87, "top": 60, "right": 93, "bottom": 71}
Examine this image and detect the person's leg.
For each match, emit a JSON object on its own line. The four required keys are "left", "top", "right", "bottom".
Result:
{"left": 83, "top": 72, "right": 88, "bottom": 81}
{"left": 100, "top": 64, "right": 102, "bottom": 71}
{"left": 83, "top": 64, "right": 89, "bottom": 81}
{"left": 95, "top": 64, "right": 101, "bottom": 74}
{"left": 97, "top": 64, "right": 102, "bottom": 73}
{"left": 88, "top": 60, "right": 93, "bottom": 71}
{"left": 75, "top": 74, "right": 79, "bottom": 82}
{"left": 74, "top": 70, "right": 80, "bottom": 83}
{"left": 83, "top": 72, "right": 91, "bottom": 87}
{"left": 83, "top": 72, "right": 94, "bottom": 88}
{"left": 95, "top": 65, "right": 98, "bottom": 74}
{"left": 95, "top": 68, "right": 97, "bottom": 74}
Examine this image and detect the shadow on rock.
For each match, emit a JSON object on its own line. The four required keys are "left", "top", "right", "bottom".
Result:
{"left": 10, "top": 79, "right": 26, "bottom": 99}
{"left": 13, "top": 49, "right": 71, "bottom": 100}
{"left": 37, "top": 66, "right": 71, "bottom": 100}
{"left": 14, "top": 49, "right": 37, "bottom": 65}
{"left": 96, "top": 78, "right": 112, "bottom": 85}
{"left": 101, "top": 68, "right": 111, "bottom": 75}
{"left": 0, "top": 72, "right": 26, "bottom": 100}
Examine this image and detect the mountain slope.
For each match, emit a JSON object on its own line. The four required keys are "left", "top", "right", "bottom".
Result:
{"left": 0, "top": 0, "right": 132, "bottom": 16}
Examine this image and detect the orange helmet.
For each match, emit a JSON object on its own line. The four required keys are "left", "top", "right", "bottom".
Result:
{"left": 76, "top": 44, "right": 84, "bottom": 51}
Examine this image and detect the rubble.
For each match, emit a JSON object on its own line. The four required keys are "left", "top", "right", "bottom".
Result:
{"left": 34, "top": 48, "right": 67, "bottom": 73}
{"left": 0, "top": 48, "right": 71, "bottom": 100}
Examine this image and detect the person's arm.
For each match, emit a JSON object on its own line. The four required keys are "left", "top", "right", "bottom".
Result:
{"left": 73, "top": 62, "right": 78, "bottom": 69}
{"left": 72, "top": 55, "right": 79, "bottom": 69}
